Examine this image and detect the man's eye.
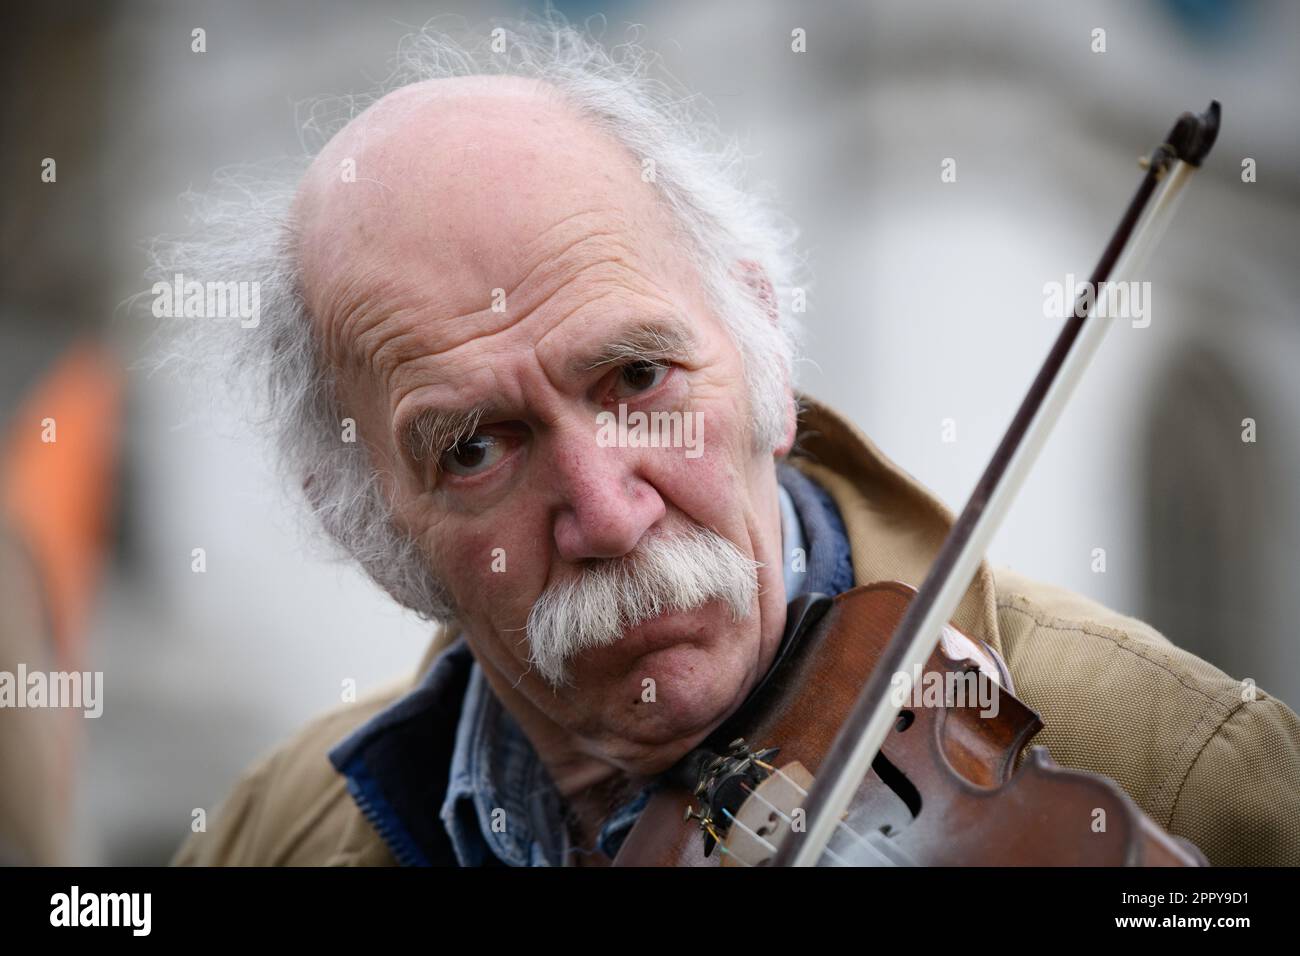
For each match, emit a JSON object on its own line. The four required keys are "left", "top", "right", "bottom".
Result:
{"left": 440, "top": 434, "right": 504, "bottom": 477}
{"left": 611, "top": 360, "right": 669, "bottom": 399}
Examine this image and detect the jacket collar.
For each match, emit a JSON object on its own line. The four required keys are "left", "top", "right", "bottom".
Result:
{"left": 785, "top": 393, "right": 1002, "bottom": 654}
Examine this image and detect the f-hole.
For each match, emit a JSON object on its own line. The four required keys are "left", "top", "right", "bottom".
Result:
{"left": 872, "top": 751, "right": 922, "bottom": 818}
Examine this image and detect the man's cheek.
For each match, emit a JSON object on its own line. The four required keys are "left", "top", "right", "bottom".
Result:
{"left": 650, "top": 410, "right": 742, "bottom": 507}
{"left": 440, "top": 525, "right": 546, "bottom": 618}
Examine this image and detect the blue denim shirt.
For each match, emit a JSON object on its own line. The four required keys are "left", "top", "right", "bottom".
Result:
{"left": 328, "top": 462, "right": 854, "bottom": 866}
{"left": 440, "top": 658, "right": 647, "bottom": 865}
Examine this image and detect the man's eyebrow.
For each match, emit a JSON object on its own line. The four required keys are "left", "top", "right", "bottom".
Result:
{"left": 399, "top": 404, "right": 489, "bottom": 465}
{"left": 571, "top": 319, "right": 698, "bottom": 377}
{"left": 398, "top": 320, "right": 696, "bottom": 465}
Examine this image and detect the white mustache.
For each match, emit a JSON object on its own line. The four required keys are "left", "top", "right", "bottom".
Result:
{"left": 525, "top": 525, "right": 761, "bottom": 687}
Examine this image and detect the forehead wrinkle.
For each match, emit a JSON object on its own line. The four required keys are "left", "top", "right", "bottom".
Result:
{"left": 331, "top": 224, "right": 636, "bottom": 387}
{"left": 360, "top": 316, "right": 463, "bottom": 399}
{"left": 382, "top": 325, "right": 545, "bottom": 434}
{"left": 492, "top": 199, "right": 660, "bottom": 324}
{"left": 498, "top": 229, "right": 634, "bottom": 328}
{"left": 325, "top": 191, "right": 687, "bottom": 423}
{"left": 384, "top": 246, "right": 688, "bottom": 419}
{"left": 316, "top": 266, "right": 415, "bottom": 373}
{"left": 380, "top": 237, "right": 652, "bottom": 402}
{"left": 506, "top": 261, "right": 675, "bottom": 373}
{"left": 375, "top": 264, "right": 609, "bottom": 410}
{"left": 510, "top": 205, "right": 635, "bottom": 285}
{"left": 386, "top": 280, "right": 680, "bottom": 448}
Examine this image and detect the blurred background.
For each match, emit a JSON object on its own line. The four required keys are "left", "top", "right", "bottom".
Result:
{"left": 1, "top": 0, "right": 1296, "bottom": 864}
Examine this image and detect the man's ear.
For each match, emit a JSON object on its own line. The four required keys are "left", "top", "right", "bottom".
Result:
{"left": 776, "top": 393, "right": 798, "bottom": 458}
{"left": 733, "top": 258, "right": 778, "bottom": 325}
{"left": 732, "top": 259, "right": 797, "bottom": 457}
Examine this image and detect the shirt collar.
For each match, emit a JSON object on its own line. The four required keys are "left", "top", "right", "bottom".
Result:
{"left": 439, "top": 659, "right": 568, "bottom": 866}
{"left": 778, "top": 481, "right": 807, "bottom": 600}
{"left": 790, "top": 393, "right": 1001, "bottom": 652}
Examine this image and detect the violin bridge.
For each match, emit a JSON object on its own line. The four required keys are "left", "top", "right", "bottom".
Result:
{"left": 720, "top": 761, "right": 814, "bottom": 867}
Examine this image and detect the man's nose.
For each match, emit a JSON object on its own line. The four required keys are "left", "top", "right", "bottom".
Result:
{"left": 550, "top": 437, "right": 665, "bottom": 563}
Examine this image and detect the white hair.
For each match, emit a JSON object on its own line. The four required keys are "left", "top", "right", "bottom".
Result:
{"left": 147, "top": 13, "right": 806, "bottom": 621}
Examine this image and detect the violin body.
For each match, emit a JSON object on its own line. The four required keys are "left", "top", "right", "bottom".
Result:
{"left": 613, "top": 582, "right": 1206, "bottom": 866}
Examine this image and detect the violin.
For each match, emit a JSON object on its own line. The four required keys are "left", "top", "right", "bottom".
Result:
{"left": 613, "top": 102, "right": 1222, "bottom": 867}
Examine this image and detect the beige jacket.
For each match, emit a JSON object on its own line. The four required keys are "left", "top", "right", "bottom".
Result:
{"left": 174, "top": 395, "right": 1300, "bottom": 866}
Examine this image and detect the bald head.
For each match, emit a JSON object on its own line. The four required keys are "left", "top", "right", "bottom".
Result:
{"left": 293, "top": 76, "right": 688, "bottom": 369}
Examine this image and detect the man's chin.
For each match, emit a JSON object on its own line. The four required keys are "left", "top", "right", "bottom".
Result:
{"left": 568, "top": 635, "right": 757, "bottom": 772}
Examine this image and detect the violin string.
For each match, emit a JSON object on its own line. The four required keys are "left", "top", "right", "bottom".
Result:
{"left": 700, "top": 761, "right": 917, "bottom": 867}
{"left": 743, "top": 780, "right": 883, "bottom": 868}
{"left": 755, "top": 773, "right": 897, "bottom": 868}
{"left": 715, "top": 839, "right": 753, "bottom": 867}
{"left": 720, "top": 808, "right": 778, "bottom": 855}
{"left": 755, "top": 763, "right": 920, "bottom": 868}
{"left": 736, "top": 782, "right": 855, "bottom": 866}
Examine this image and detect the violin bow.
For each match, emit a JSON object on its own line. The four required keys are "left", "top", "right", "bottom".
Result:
{"left": 774, "top": 100, "right": 1222, "bottom": 867}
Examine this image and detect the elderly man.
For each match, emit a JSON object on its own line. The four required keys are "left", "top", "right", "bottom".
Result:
{"left": 171, "top": 25, "right": 1300, "bottom": 867}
